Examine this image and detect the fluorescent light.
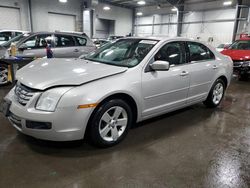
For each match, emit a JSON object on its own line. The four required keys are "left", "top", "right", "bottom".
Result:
{"left": 136, "top": 12, "right": 143, "bottom": 16}
{"left": 59, "top": 0, "right": 67, "bottom": 3}
{"left": 137, "top": 1, "right": 146, "bottom": 5}
{"left": 171, "top": 7, "right": 178, "bottom": 11}
{"left": 223, "top": 1, "right": 232, "bottom": 6}
{"left": 103, "top": 6, "right": 111, "bottom": 10}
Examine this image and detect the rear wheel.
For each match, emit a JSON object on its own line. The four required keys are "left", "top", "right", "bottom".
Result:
{"left": 0, "top": 64, "right": 10, "bottom": 86}
{"left": 89, "top": 99, "right": 133, "bottom": 147}
{"left": 203, "top": 79, "right": 225, "bottom": 108}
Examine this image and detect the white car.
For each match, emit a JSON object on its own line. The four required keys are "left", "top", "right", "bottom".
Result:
{"left": 2, "top": 37, "right": 233, "bottom": 147}
{"left": 0, "top": 30, "right": 29, "bottom": 45}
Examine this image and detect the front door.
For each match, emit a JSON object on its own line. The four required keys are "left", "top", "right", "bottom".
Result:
{"left": 142, "top": 41, "right": 190, "bottom": 118}
{"left": 18, "top": 34, "right": 54, "bottom": 58}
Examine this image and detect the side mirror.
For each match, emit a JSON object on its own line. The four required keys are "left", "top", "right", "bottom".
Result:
{"left": 150, "top": 60, "right": 170, "bottom": 71}
{"left": 18, "top": 43, "right": 28, "bottom": 51}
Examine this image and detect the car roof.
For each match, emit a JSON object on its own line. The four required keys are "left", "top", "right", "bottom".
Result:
{"left": 237, "top": 37, "right": 250, "bottom": 41}
{"left": 120, "top": 36, "right": 196, "bottom": 42}
{"left": 0, "top": 30, "right": 29, "bottom": 33}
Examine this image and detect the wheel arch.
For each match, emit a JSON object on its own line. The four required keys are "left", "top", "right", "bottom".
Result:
{"left": 217, "top": 75, "right": 228, "bottom": 88}
{"left": 84, "top": 92, "right": 139, "bottom": 139}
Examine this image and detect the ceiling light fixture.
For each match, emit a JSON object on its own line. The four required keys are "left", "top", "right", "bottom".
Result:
{"left": 136, "top": 12, "right": 143, "bottom": 16}
{"left": 103, "top": 6, "right": 111, "bottom": 10}
{"left": 171, "top": 7, "right": 178, "bottom": 11}
{"left": 59, "top": 0, "right": 67, "bottom": 3}
{"left": 223, "top": 1, "right": 232, "bottom": 6}
{"left": 137, "top": 1, "right": 146, "bottom": 5}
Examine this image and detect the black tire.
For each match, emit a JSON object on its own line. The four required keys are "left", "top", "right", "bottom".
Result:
{"left": 89, "top": 99, "right": 133, "bottom": 147}
{"left": 0, "top": 63, "right": 10, "bottom": 86}
{"left": 203, "top": 79, "right": 226, "bottom": 108}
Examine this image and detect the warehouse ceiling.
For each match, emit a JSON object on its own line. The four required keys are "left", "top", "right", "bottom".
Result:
{"left": 100, "top": 0, "right": 235, "bottom": 9}
{"left": 101, "top": 0, "right": 181, "bottom": 8}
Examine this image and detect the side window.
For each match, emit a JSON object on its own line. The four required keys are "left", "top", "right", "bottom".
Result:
{"left": 75, "top": 37, "right": 87, "bottom": 46}
{"left": 23, "top": 34, "right": 53, "bottom": 49}
{"left": 55, "top": 35, "right": 75, "bottom": 47}
{"left": 188, "top": 42, "right": 215, "bottom": 62}
{"left": 15, "top": 32, "right": 23, "bottom": 37}
{"left": 0, "top": 32, "right": 12, "bottom": 42}
{"left": 154, "top": 42, "right": 186, "bottom": 66}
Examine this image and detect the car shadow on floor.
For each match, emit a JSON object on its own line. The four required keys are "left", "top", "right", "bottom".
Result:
{"left": 19, "top": 103, "right": 217, "bottom": 157}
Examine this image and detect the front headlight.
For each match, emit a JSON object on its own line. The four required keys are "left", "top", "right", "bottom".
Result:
{"left": 242, "top": 61, "right": 250, "bottom": 67}
{"left": 36, "top": 87, "right": 72, "bottom": 112}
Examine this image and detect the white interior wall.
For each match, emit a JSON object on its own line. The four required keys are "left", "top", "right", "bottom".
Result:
{"left": 48, "top": 13, "right": 76, "bottom": 32}
{"left": 135, "top": 14, "right": 177, "bottom": 37}
{"left": 30, "top": 0, "right": 82, "bottom": 32}
{"left": 94, "top": 3, "right": 133, "bottom": 36}
{"left": 0, "top": 7, "right": 22, "bottom": 30}
{"left": 181, "top": 9, "right": 235, "bottom": 46}
{"left": 0, "top": 0, "right": 30, "bottom": 31}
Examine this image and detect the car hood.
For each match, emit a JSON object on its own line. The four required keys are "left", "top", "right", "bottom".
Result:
{"left": 16, "top": 58, "right": 128, "bottom": 90}
{"left": 221, "top": 49, "right": 250, "bottom": 61}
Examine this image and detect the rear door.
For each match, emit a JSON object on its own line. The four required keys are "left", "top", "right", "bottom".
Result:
{"left": 53, "top": 34, "right": 79, "bottom": 58}
{"left": 186, "top": 41, "right": 217, "bottom": 104}
{"left": 74, "top": 36, "right": 96, "bottom": 57}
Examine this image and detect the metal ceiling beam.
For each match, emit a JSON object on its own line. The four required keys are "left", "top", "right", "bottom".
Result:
{"left": 98, "top": 0, "right": 133, "bottom": 9}
{"left": 165, "top": 0, "right": 180, "bottom": 6}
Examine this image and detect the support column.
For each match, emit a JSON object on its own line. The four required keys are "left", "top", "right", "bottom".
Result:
{"left": 232, "top": 0, "right": 243, "bottom": 41}
{"left": 177, "top": 1, "right": 184, "bottom": 37}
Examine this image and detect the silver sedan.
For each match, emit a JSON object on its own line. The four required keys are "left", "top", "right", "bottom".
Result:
{"left": 3, "top": 37, "right": 233, "bottom": 147}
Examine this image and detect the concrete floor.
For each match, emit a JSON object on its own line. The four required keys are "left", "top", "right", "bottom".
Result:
{"left": 0, "top": 80, "right": 249, "bottom": 188}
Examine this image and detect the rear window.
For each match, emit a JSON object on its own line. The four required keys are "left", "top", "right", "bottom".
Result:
{"left": 229, "top": 40, "right": 250, "bottom": 50}
{"left": 55, "top": 35, "right": 75, "bottom": 47}
{"left": 188, "top": 42, "right": 215, "bottom": 62}
{"left": 74, "top": 37, "right": 87, "bottom": 46}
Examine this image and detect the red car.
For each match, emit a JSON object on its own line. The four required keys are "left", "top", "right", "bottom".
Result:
{"left": 221, "top": 38, "right": 250, "bottom": 80}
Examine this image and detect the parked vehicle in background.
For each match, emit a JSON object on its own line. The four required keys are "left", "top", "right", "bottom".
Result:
{"left": 0, "top": 33, "right": 31, "bottom": 58}
{"left": 93, "top": 39, "right": 109, "bottom": 48}
{"left": 2, "top": 37, "right": 233, "bottom": 147}
{"left": 0, "top": 30, "right": 29, "bottom": 45}
{"left": 108, "top": 35, "right": 124, "bottom": 41}
{"left": 221, "top": 38, "right": 250, "bottom": 80}
{"left": 13, "top": 31, "right": 95, "bottom": 58}
{"left": 216, "top": 43, "right": 231, "bottom": 52}
{"left": 0, "top": 32, "right": 96, "bottom": 86}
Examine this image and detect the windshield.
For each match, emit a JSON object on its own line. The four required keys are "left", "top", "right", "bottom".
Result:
{"left": 1, "top": 33, "right": 30, "bottom": 48}
{"left": 217, "top": 44, "right": 225, "bottom": 48}
{"left": 84, "top": 39, "right": 158, "bottom": 67}
{"left": 229, "top": 40, "right": 250, "bottom": 50}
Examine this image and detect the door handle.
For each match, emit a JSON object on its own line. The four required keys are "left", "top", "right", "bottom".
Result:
{"left": 213, "top": 65, "right": 218, "bottom": 69}
{"left": 73, "top": 49, "right": 79, "bottom": 52}
{"left": 180, "top": 71, "right": 189, "bottom": 76}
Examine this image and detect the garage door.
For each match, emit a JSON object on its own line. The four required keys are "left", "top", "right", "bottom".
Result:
{"left": 48, "top": 13, "right": 76, "bottom": 32}
{"left": 0, "top": 7, "right": 21, "bottom": 30}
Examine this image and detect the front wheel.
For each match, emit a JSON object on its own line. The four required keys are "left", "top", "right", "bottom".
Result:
{"left": 0, "top": 64, "right": 10, "bottom": 86}
{"left": 203, "top": 79, "right": 225, "bottom": 108}
{"left": 89, "top": 99, "right": 133, "bottom": 147}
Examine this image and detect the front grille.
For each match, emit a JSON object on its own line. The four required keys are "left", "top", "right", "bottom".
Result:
{"left": 9, "top": 112, "right": 22, "bottom": 129}
{"left": 233, "top": 61, "right": 244, "bottom": 68}
{"left": 14, "top": 83, "right": 36, "bottom": 106}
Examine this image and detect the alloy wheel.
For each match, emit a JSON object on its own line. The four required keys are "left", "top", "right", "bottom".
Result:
{"left": 0, "top": 66, "right": 8, "bottom": 85}
{"left": 99, "top": 106, "right": 128, "bottom": 142}
{"left": 212, "top": 82, "right": 224, "bottom": 105}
